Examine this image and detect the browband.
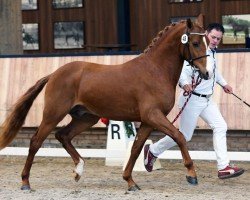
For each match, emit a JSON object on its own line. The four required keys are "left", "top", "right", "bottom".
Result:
{"left": 189, "top": 32, "right": 206, "bottom": 36}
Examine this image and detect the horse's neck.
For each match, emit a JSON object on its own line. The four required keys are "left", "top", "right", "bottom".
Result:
{"left": 145, "top": 28, "right": 184, "bottom": 86}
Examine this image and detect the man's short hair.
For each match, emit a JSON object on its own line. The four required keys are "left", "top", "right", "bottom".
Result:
{"left": 206, "top": 23, "right": 225, "bottom": 34}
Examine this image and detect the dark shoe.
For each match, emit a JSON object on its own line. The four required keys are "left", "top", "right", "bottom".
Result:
{"left": 218, "top": 165, "right": 245, "bottom": 179}
{"left": 144, "top": 144, "right": 157, "bottom": 172}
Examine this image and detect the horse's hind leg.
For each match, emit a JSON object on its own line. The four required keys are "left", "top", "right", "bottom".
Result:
{"left": 21, "top": 92, "right": 72, "bottom": 190}
{"left": 55, "top": 114, "right": 99, "bottom": 182}
{"left": 21, "top": 119, "right": 61, "bottom": 190}
{"left": 123, "top": 123, "right": 153, "bottom": 191}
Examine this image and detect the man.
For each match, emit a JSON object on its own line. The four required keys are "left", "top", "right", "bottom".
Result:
{"left": 144, "top": 23, "right": 245, "bottom": 180}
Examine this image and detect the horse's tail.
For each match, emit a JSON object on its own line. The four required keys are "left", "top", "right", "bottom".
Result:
{"left": 0, "top": 75, "right": 51, "bottom": 150}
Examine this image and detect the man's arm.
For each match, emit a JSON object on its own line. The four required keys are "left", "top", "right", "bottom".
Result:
{"left": 179, "top": 61, "right": 193, "bottom": 92}
{"left": 216, "top": 69, "right": 233, "bottom": 94}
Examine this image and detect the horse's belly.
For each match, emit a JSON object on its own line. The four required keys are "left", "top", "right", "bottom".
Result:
{"left": 81, "top": 97, "right": 140, "bottom": 121}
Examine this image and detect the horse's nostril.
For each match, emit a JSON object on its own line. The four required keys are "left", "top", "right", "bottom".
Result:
{"left": 204, "top": 72, "right": 209, "bottom": 80}
{"left": 200, "top": 71, "right": 209, "bottom": 80}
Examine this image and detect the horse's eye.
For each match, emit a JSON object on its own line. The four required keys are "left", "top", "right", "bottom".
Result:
{"left": 193, "top": 42, "right": 199, "bottom": 48}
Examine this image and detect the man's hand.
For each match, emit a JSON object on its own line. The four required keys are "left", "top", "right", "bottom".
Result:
{"left": 183, "top": 84, "right": 193, "bottom": 93}
{"left": 223, "top": 84, "right": 233, "bottom": 94}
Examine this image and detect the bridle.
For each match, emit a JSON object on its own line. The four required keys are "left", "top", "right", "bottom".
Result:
{"left": 181, "top": 31, "right": 209, "bottom": 71}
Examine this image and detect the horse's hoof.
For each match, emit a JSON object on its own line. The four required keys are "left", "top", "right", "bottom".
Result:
{"left": 186, "top": 176, "right": 198, "bottom": 185}
{"left": 128, "top": 184, "right": 141, "bottom": 191}
{"left": 73, "top": 172, "right": 81, "bottom": 182}
{"left": 21, "top": 185, "right": 31, "bottom": 190}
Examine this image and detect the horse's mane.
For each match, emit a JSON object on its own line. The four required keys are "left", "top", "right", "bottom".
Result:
{"left": 143, "top": 20, "right": 186, "bottom": 54}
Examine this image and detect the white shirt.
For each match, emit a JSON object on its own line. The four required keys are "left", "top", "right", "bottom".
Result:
{"left": 179, "top": 48, "right": 227, "bottom": 95}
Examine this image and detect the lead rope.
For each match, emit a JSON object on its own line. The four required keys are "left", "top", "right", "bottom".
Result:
{"left": 171, "top": 72, "right": 202, "bottom": 124}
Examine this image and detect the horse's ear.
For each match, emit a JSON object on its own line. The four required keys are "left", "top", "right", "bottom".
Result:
{"left": 196, "top": 14, "right": 204, "bottom": 28}
{"left": 186, "top": 18, "right": 193, "bottom": 29}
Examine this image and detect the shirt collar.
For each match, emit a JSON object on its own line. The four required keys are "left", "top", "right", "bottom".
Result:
{"left": 208, "top": 47, "right": 217, "bottom": 53}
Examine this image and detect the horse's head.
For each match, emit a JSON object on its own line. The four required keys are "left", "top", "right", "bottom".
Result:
{"left": 180, "top": 14, "right": 210, "bottom": 80}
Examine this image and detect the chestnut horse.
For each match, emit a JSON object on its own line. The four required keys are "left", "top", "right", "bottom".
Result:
{"left": 0, "top": 14, "right": 209, "bottom": 191}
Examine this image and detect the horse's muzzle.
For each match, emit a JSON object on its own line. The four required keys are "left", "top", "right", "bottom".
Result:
{"left": 199, "top": 71, "right": 209, "bottom": 80}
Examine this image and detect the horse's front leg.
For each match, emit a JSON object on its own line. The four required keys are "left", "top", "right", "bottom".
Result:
{"left": 123, "top": 123, "right": 153, "bottom": 191}
{"left": 144, "top": 109, "right": 197, "bottom": 185}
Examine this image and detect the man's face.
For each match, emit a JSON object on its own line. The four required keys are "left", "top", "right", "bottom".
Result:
{"left": 206, "top": 29, "right": 223, "bottom": 49}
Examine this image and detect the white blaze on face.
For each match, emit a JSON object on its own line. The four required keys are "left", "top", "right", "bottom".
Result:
{"left": 202, "top": 36, "right": 208, "bottom": 50}
{"left": 75, "top": 158, "right": 84, "bottom": 177}
{"left": 206, "top": 55, "right": 213, "bottom": 78}
{"left": 203, "top": 36, "right": 213, "bottom": 79}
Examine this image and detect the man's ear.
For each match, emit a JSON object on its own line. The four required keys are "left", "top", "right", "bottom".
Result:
{"left": 187, "top": 18, "right": 193, "bottom": 29}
